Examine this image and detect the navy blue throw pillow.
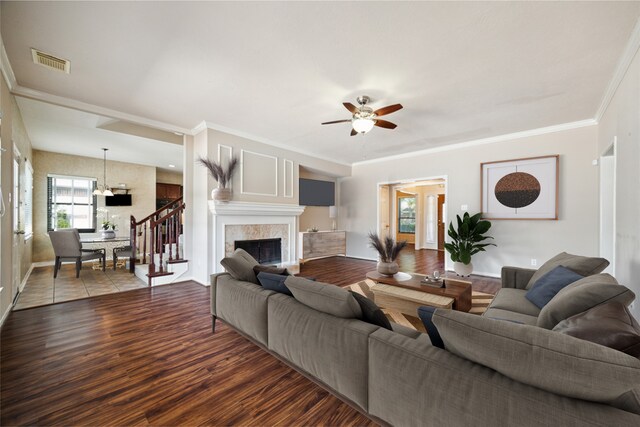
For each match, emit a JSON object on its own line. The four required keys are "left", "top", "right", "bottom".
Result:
{"left": 417, "top": 306, "right": 445, "bottom": 349}
{"left": 526, "top": 265, "right": 584, "bottom": 309}
{"left": 257, "top": 271, "right": 293, "bottom": 296}
{"left": 349, "top": 291, "right": 392, "bottom": 330}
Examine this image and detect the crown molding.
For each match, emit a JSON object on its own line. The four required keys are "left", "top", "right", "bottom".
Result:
{"left": 192, "top": 120, "right": 352, "bottom": 168}
{"left": 0, "top": 35, "right": 17, "bottom": 90}
{"left": 595, "top": 16, "right": 640, "bottom": 122}
{"left": 352, "top": 119, "right": 597, "bottom": 167}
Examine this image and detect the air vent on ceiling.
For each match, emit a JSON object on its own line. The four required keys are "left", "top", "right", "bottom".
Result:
{"left": 31, "top": 48, "right": 70, "bottom": 73}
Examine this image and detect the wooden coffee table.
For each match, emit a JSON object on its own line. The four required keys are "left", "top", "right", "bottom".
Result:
{"left": 366, "top": 271, "right": 472, "bottom": 314}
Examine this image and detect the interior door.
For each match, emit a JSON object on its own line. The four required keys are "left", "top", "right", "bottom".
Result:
{"left": 437, "top": 194, "right": 445, "bottom": 251}
{"left": 378, "top": 185, "right": 390, "bottom": 238}
{"left": 12, "top": 148, "right": 21, "bottom": 300}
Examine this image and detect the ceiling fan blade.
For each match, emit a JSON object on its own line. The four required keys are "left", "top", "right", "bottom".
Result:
{"left": 321, "top": 119, "right": 351, "bottom": 125}
{"left": 343, "top": 102, "right": 358, "bottom": 113}
{"left": 373, "top": 104, "right": 403, "bottom": 117}
{"left": 374, "top": 119, "right": 397, "bottom": 129}
{"left": 350, "top": 128, "right": 358, "bottom": 136}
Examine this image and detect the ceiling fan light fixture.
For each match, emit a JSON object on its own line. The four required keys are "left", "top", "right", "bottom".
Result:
{"left": 352, "top": 118, "right": 375, "bottom": 134}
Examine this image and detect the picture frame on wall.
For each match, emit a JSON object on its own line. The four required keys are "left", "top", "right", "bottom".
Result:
{"left": 481, "top": 155, "right": 559, "bottom": 220}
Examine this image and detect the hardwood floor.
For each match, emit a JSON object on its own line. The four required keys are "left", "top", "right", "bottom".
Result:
{"left": 1, "top": 282, "right": 376, "bottom": 426}
{"left": 300, "top": 245, "right": 501, "bottom": 295}
{"left": 1, "top": 249, "right": 499, "bottom": 426}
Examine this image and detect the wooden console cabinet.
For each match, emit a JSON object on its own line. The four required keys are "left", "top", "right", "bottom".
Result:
{"left": 298, "top": 231, "right": 346, "bottom": 263}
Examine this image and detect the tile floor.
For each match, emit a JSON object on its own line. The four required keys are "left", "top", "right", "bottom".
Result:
{"left": 14, "top": 263, "right": 147, "bottom": 310}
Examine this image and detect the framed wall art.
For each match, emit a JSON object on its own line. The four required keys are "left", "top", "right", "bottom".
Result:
{"left": 481, "top": 155, "right": 558, "bottom": 220}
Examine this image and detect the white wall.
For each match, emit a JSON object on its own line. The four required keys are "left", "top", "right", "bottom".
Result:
{"left": 340, "top": 125, "right": 600, "bottom": 276}
{"left": 597, "top": 44, "right": 640, "bottom": 319}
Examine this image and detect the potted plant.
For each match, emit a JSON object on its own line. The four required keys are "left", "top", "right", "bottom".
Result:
{"left": 368, "top": 232, "right": 407, "bottom": 276}
{"left": 197, "top": 156, "right": 239, "bottom": 202}
{"left": 101, "top": 221, "right": 117, "bottom": 239}
{"left": 444, "top": 212, "right": 496, "bottom": 276}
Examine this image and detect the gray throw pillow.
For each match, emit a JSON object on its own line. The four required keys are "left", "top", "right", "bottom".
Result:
{"left": 432, "top": 309, "right": 640, "bottom": 414}
{"left": 220, "top": 248, "right": 260, "bottom": 284}
{"left": 525, "top": 265, "right": 583, "bottom": 309}
{"left": 285, "top": 276, "right": 362, "bottom": 319}
{"left": 537, "top": 274, "right": 635, "bottom": 329}
{"left": 526, "top": 252, "right": 609, "bottom": 290}
{"left": 553, "top": 302, "right": 640, "bottom": 358}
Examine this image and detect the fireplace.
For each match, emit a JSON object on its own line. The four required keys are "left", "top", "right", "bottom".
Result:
{"left": 235, "top": 238, "right": 282, "bottom": 264}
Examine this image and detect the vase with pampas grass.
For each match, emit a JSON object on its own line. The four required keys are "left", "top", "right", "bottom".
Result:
{"left": 197, "top": 156, "right": 239, "bottom": 202}
{"left": 368, "top": 232, "right": 407, "bottom": 276}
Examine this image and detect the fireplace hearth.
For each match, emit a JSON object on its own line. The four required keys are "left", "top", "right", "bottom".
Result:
{"left": 235, "top": 238, "right": 282, "bottom": 264}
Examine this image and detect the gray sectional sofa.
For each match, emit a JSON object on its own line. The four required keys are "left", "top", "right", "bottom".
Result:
{"left": 210, "top": 252, "right": 640, "bottom": 426}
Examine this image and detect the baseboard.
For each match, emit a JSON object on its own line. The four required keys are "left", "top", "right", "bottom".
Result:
{"left": 0, "top": 301, "right": 13, "bottom": 330}
{"left": 344, "top": 255, "right": 377, "bottom": 262}
{"left": 32, "top": 261, "right": 54, "bottom": 267}
{"left": 19, "top": 264, "right": 35, "bottom": 292}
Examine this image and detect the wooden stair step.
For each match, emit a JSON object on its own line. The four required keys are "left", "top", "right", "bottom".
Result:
{"left": 167, "top": 259, "right": 188, "bottom": 264}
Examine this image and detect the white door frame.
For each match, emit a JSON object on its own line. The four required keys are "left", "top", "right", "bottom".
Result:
{"left": 599, "top": 138, "right": 616, "bottom": 276}
{"left": 376, "top": 175, "right": 448, "bottom": 243}
{"left": 12, "top": 144, "right": 22, "bottom": 302}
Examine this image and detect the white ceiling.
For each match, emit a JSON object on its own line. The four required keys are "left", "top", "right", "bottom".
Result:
{"left": 16, "top": 97, "right": 184, "bottom": 172}
{"left": 2, "top": 1, "right": 639, "bottom": 165}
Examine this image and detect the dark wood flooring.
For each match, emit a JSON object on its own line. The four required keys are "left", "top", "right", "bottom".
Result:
{"left": 1, "top": 248, "right": 500, "bottom": 426}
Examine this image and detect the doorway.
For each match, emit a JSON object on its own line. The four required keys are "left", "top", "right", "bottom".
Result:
{"left": 599, "top": 141, "right": 616, "bottom": 275}
{"left": 377, "top": 177, "right": 447, "bottom": 251}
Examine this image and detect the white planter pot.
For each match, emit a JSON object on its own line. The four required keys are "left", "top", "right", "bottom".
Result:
{"left": 453, "top": 261, "right": 473, "bottom": 277}
{"left": 377, "top": 261, "right": 399, "bottom": 276}
{"left": 211, "top": 187, "right": 232, "bottom": 202}
{"left": 101, "top": 229, "right": 116, "bottom": 239}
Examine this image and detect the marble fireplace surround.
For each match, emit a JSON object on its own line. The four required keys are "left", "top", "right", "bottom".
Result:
{"left": 209, "top": 201, "right": 305, "bottom": 274}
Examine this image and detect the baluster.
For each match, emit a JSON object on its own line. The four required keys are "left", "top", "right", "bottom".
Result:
{"left": 142, "top": 222, "right": 147, "bottom": 264}
{"left": 168, "top": 215, "right": 173, "bottom": 262}
{"left": 176, "top": 209, "right": 181, "bottom": 259}
{"left": 149, "top": 221, "right": 155, "bottom": 274}
{"left": 158, "top": 220, "right": 164, "bottom": 272}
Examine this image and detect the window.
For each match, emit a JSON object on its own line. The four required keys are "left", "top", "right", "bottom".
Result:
{"left": 398, "top": 196, "right": 416, "bottom": 234}
{"left": 47, "top": 175, "right": 97, "bottom": 232}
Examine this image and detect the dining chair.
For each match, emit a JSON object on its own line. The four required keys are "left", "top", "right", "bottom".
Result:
{"left": 113, "top": 246, "right": 133, "bottom": 272}
{"left": 48, "top": 229, "right": 106, "bottom": 278}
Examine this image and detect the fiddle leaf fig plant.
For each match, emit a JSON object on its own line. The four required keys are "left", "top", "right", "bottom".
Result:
{"left": 444, "top": 212, "right": 496, "bottom": 265}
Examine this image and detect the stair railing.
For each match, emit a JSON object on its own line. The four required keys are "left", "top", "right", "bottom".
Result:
{"left": 130, "top": 197, "right": 185, "bottom": 281}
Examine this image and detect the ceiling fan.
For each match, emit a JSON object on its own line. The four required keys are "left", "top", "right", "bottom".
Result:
{"left": 321, "top": 95, "right": 403, "bottom": 136}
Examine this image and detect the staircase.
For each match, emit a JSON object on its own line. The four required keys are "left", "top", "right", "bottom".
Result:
{"left": 130, "top": 197, "right": 188, "bottom": 286}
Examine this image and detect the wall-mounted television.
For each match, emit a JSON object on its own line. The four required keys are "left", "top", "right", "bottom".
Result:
{"left": 299, "top": 178, "right": 335, "bottom": 206}
{"left": 105, "top": 194, "right": 132, "bottom": 206}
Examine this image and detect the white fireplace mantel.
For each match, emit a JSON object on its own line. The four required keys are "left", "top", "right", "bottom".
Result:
{"left": 209, "top": 201, "right": 305, "bottom": 273}
{"left": 208, "top": 200, "right": 305, "bottom": 216}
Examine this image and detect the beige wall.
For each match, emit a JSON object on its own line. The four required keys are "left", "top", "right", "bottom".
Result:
{"left": 1, "top": 73, "right": 34, "bottom": 322}
{"left": 598, "top": 47, "right": 640, "bottom": 319}
{"left": 156, "top": 169, "right": 183, "bottom": 185}
{"left": 299, "top": 168, "right": 337, "bottom": 232}
{"left": 340, "top": 125, "right": 600, "bottom": 276}
{"left": 32, "top": 150, "right": 156, "bottom": 262}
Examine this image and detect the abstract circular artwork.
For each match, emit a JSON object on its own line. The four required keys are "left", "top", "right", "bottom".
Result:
{"left": 494, "top": 172, "right": 541, "bottom": 208}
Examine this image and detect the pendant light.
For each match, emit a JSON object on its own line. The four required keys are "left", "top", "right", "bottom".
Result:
{"left": 93, "top": 148, "right": 113, "bottom": 196}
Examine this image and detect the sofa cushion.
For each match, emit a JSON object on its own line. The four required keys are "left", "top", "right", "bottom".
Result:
{"left": 285, "top": 276, "right": 362, "bottom": 319}
{"left": 553, "top": 302, "right": 640, "bottom": 358}
{"left": 432, "top": 309, "right": 640, "bottom": 414}
{"left": 537, "top": 274, "right": 635, "bottom": 329}
{"left": 220, "top": 248, "right": 260, "bottom": 284}
{"left": 253, "top": 264, "right": 288, "bottom": 276}
{"left": 417, "top": 306, "right": 444, "bottom": 349}
{"left": 526, "top": 252, "right": 609, "bottom": 290}
{"left": 482, "top": 307, "right": 538, "bottom": 325}
{"left": 488, "top": 288, "right": 541, "bottom": 317}
{"left": 525, "top": 266, "right": 583, "bottom": 309}
{"left": 257, "top": 271, "right": 293, "bottom": 296}
{"left": 349, "top": 291, "right": 392, "bottom": 330}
